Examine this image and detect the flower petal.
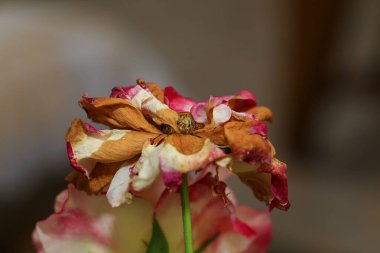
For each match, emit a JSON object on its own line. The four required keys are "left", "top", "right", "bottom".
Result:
{"left": 159, "top": 135, "right": 226, "bottom": 190}
{"left": 213, "top": 104, "right": 232, "bottom": 124}
{"left": 258, "top": 158, "right": 290, "bottom": 211}
{"left": 207, "top": 206, "right": 272, "bottom": 253}
{"left": 106, "top": 162, "right": 134, "bottom": 208}
{"left": 80, "top": 96, "right": 160, "bottom": 133}
{"left": 131, "top": 142, "right": 163, "bottom": 191}
{"left": 33, "top": 185, "right": 153, "bottom": 253}
{"left": 227, "top": 90, "right": 257, "bottom": 112}
{"left": 224, "top": 121, "right": 274, "bottom": 164}
{"left": 231, "top": 160, "right": 273, "bottom": 204}
{"left": 190, "top": 101, "right": 209, "bottom": 123}
{"left": 106, "top": 142, "right": 164, "bottom": 207}
{"left": 193, "top": 124, "right": 228, "bottom": 146}
{"left": 144, "top": 82, "right": 165, "bottom": 102}
{"left": 66, "top": 119, "right": 159, "bottom": 177}
{"left": 248, "top": 106, "right": 273, "bottom": 121}
{"left": 65, "top": 162, "right": 122, "bottom": 194}
{"left": 126, "top": 85, "right": 180, "bottom": 131}
{"left": 111, "top": 81, "right": 165, "bottom": 103}
{"left": 164, "top": 86, "right": 196, "bottom": 112}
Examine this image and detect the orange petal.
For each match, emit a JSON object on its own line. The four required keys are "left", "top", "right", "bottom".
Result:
{"left": 224, "top": 121, "right": 275, "bottom": 164}
{"left": 231, "top": 160, "right": 273, "bottom": 204}
{"left": 164, "top": 134, "right": 205, "bottom": 155}
{"left": 247, "top": 106, "right": 273, "bottom": 122}
{"left": 194, "top": 124, "right": 228, "bottom": 146}
{"left": 145, "top": 82, "right": 165, "bottom": 103}
{"left": 65, "top": 162, "right": 122, "bottom": 194}
{"left": 65, "top": 119, "right": 159, "bottom": 177}
{"left": 80, "top": 96, "right": 160, "bottom": 133}
{"left": 128, "top": 85, "right": 180, "bottom": 132}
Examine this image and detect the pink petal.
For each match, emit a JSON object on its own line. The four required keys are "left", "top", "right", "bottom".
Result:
{"left": 228, "top": 90, "right": 257, "bottom": 112}
{"left": 190, "top": 101, "right": 209, "bottom": 123}
{"left": 110, "top": 85, "right": 137, "bottom": 99}
{"left": 250, "top": 120, "right": 268, "bottom": 137}
{"left": 258, "top": 159, "right": 290, "bottom": 211}
{"left": 164, "top": 86, "right": 196, "bottom": 112}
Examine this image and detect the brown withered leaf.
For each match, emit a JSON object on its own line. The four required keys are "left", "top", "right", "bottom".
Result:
{"left": 80, "top": 97, "right": 161, "bottom": 133}
{"left": 164, "top": 134, "right": 205, "bottom": 155}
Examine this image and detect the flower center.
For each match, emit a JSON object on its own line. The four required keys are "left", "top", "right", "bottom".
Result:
{"left": 177, "top": 113, "right": 196, "bottom": 134}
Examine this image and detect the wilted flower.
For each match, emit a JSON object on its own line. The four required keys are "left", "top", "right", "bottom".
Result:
{"left": 65, "top": 79, "right": 289, "bottom": 210}
{"left": 33, "top": 175, "right": 272, "bottom": 253}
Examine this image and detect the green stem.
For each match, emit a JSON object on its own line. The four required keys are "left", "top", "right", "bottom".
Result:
{"left": 180, "top": 174, "right": 193, "bottom": 253}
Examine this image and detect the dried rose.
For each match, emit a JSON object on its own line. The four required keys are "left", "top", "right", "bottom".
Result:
{"left": 65, "top": 79, "right": 289, "bottom": 210}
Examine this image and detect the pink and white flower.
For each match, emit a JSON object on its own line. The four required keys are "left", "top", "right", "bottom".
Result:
{"left": 33, "top": 175, "right": 272, "bottom": 253}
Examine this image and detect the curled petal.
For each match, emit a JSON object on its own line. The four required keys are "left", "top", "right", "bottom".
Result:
{"left": 248, "top": 106, "right": 273, "bottom": 122}
{"left": 131, "top": 142, "right": 163, "bottom": 191}
{"left": 232, "top": 159, "right": 290, "bottom": 211}
{"left": 224, "top": 121, "right": 274, "bottom": 165}
{"left": 164, "top": 86, "right": 196, "bottom": 112}
{"left": 231, "top": 160, "right": 273, "bottom": 205}
{"left": 80, "top": 96, "right": 160, "bottom": 133}
{"left": 258, "top": 158, "right": 290, "bottom": 211}
{"left": 190, "top": 101, "right": 209, "bottom": 123}
{"left": 110, "top": 85, "right": 136, "bottom": 99}
{"left": 213, "top": 104, "right": 232, "bottom": 124}
{"left": 144, "top": 82, "right": 165, "bottom": 102}
{"left": 159, "top": 136, "right": 226, "bottom": 190}
{"left": 228, "top": 90, "right": 257, "bottom": 112}
{"left": 209, "top": 95, "right": 234, "bottom": 107}
{"left": 65, "top": 162, "right": 122, "bottom": 194}
{"left": 106, "top": 162, "right": 134, "bottom": 208}
{"left": 65, "top": 119, "right": 158, "bottom": 177}
{"left": 111, "top": 82, "right": 165, "bottom": 102}
{"left": 125, "top": 85, "right": 180, "bottom": 132}
{"left": 250, "top": 120, "right": 268, "bottom": 137}
{"left": 106, "top": 142, "right": 163, "bottom": 207}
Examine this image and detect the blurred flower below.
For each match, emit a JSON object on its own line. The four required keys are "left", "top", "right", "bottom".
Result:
{"left": 33, "top": 175, "right": 272, "bottom": 253}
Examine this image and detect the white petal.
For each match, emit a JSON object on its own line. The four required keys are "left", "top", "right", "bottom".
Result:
{"left": 132, "top": 143, "right": 163, "bottom": 191}
{"left": 106, "top": 162, "right": 133, "bottom": 208}
{"left": 213, "top": 104, "right": 232, "bottom": 124}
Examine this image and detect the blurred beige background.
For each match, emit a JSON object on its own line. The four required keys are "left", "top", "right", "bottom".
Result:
{"left": 1, "top": 0, "right": 379, "bottom": 252}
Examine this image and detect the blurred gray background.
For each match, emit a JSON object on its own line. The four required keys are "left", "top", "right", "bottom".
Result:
{"left": 1, "top": 0, "right": 379, "bottom": 252}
